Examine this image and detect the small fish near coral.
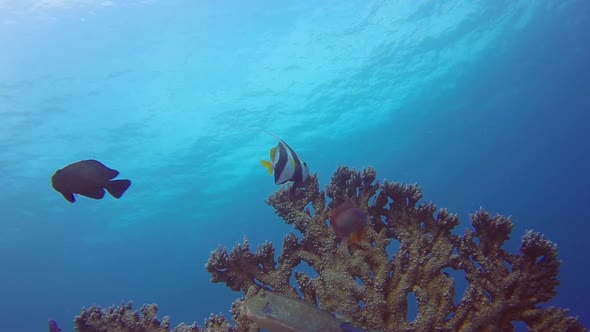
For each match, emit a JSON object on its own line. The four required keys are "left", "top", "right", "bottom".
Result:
{"left": 244, "top": 289, "right": 375, "bottom": 332}
{"left": 51, "top": 159, "right": 131, "bottom": 203}
{"left": 330, "top": 198, "right": 368, "bottom": 244}
{"left": 259, "top": 131, "right": 309, "bottom": 188}
{"left": 48, "top": 319, "right": 61, "bottom": 332}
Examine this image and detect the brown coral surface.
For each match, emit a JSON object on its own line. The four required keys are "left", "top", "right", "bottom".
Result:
{"left": 73, "top": 302, "right": 200, "bottom": 332}
{"left": 74, "top": 165, "right": 586, "bottom": 332}
{"left": 206, "top": 165, "right": 585, "bottom": 332}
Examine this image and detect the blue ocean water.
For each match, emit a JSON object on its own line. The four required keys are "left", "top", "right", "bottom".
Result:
{"left": 1, "top": 0, "right": 588, "bottom": 331}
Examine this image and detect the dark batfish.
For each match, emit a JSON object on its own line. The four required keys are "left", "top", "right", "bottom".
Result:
{"left": 48, "top": 319, "right": 62, "bottom": 332}
{"left": 51, "top": 159, "right": 131, "bottom": 203}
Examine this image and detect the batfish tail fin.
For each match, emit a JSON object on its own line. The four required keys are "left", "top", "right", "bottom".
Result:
{"left": 105, "top": 179, "right": 131, "bottom": 198}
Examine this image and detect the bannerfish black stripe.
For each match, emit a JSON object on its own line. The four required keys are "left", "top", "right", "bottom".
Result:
{"left": 274, "top": 142, "right": 291, "bottom": 184}
{"left": 292, "top": 166, "right": 303, "bottom": 183}
{"left": 288, "top": 145, "right": 304, "bottom": 183}
{"left": 274, "top": 140, "right": 306, "bottom": 185}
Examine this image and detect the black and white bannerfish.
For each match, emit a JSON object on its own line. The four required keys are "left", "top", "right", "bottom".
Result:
{"left": 260, "top": 131, "right": 309, "bottom": 186}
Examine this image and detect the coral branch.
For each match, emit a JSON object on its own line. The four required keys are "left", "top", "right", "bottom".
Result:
{"left": 73, "top": 302, "right": 200, "bottom": 332}
{"left": 206, "top": 165, "right": 585, "bottom": 331}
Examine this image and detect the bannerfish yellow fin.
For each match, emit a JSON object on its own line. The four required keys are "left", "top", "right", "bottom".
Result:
{"left": 270, "top": 147, "right": 277, "bottom": 162}
{"left": 260, "top": 160, "right": 273, "bottom": 175}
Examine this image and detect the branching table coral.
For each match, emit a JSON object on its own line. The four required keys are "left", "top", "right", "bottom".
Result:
{"left": 206, "top": 165, "right": 585, "bottom": 332}
{"left": 74, "top": 302, "right": 200, "bottom": 332}
{"left": 74, "top": 165, "right": 585, "bottom": 332}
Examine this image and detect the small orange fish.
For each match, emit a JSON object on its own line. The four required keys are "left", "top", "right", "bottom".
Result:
{"left": 330, "top": 199, "right": 368, "bottom": 244}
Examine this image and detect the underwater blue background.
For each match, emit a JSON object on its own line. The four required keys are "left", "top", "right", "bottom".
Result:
{"left": 0, "top": 0, "right": 588, "bottom": 331}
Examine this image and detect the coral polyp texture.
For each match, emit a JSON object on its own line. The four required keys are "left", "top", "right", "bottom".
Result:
{"left": 206, "top": 165, "right": 584, "bottom": 332}
{"left": 73, "top": 165, "right": 586, "bottom": 332}
{"left": 73, "top": 302, "right": 200, "bottom": 332}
